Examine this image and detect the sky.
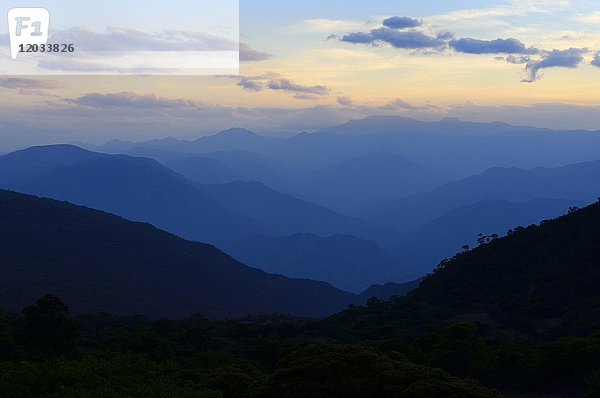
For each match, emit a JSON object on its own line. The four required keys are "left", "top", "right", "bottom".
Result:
{"left": 0, "top": 0, "right": 239, "bottom": 74}
{"left": 1, "top": 0, "right": 600, "bottom": 151}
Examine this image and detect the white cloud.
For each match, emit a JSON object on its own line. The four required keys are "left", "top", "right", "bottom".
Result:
{"left": 572, "top": 12, "right": 600, "bottom": 24}
{"left": 302, "top": 19, "right": 375, "bottom": 32}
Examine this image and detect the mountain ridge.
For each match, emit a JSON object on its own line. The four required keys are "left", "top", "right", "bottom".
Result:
{"left": 0, "top": 189, "right": 355, "bottom": 319}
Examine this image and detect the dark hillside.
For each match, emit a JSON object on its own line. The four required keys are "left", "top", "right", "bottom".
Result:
{"left": 0, "top": 189, "right": 355, "bottom": 319}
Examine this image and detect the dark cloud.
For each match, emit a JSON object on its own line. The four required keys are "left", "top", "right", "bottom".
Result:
{"left": 267, "top": 78, "right": 330, "bottom": 95}
{"left": 449, "top": 38, "right": 534, "bottom": 54}
{"left": 506, "top": 54, "right": 531, "bottom": 64}
{"left": 68, "top": 92, "right": 201, "bottom": 109}
{"left": 340, "top": 32, "right": 373, "bottom": 44}
{"left": 371, "top": 28, "right": 446, "bottom": 49}
{"left": 341, "top": 28, "right": 445, "bottom": 49}
{"left": 524, "top": 48, "right": 587, "bottom": 82}
{"left": 337, "top": 96, "right": 354, "bottom": 106}
{"left": 0, "top": 78, "right": 64, "bottom": 90}
{"left": 331, "top": 15, "right": 599, "bottom": 84}
{"left": 239, "top": 43, "right": 272, "bottom": 62}
{"left": 236, "top": 74, "right": 330, "bottom": 97}
{"left": 436, "top": 31, "right": 455, "bottom": 41}
{"left": 238, "top": 78, "right": 264, "bottom": 92}
{"left": 382, "top": 16, "right": 422, "bottom": 30}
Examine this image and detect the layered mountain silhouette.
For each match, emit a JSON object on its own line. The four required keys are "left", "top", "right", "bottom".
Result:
{"left": 335, "top": 200, "right": 600, "bottom": 336}
{"left": 352, "top": 161, "right": 600, "bottom": 232}
{"left": 96, "top": 118, "right": 600, "bottom": 209}
{"left": 398, "top": 198, "right": 586, "bottom": 274}
{"left": 220, "top": 233, "right": 409, "bottom": 293}
{"left": 316, "top": 116, "right": 600, "bottom": 178}
{"left": 0, "top": 144, "right": 101, "bottom": 184}
{"left": 317, "top": 116, "right": 543, "bottom": 136}
{"left": 356, "top": 278, "right": 423, "bottom": 302}
{"left": 296, "top": 152, "right": 444, "bottom": 210}
{"left": 0, "top": 189, "right": 355, "bottom": 318}
{"left": 1, "top": 146, "right": 394, "bottom": 247}
{"left": 2, "top": 141, "right": 598, "bottom": 281}
{"left": 413, "top": 200, "right": 600, "bottom": 335}
{"left": 102, "top": 128, "right": 281, "bottom": 154}
{"left": 160, "top": 156, "right": 239, "bottom": 184}
{"left": 3, "top": 153, "right": 265, "bottom": 243}
{"left": 198, "top": 181, "right": 390, "bottom": 240}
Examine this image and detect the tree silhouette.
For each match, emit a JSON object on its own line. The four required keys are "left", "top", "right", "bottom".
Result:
{"left": 17, "top": 294, "right": 80, "bottom": 357}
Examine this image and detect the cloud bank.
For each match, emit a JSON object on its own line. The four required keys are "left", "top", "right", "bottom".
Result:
{"left": 237, "top": 73, "right": 330, "bottom": 99}
{"left": 333, "top": 15, "right": 596, "bottom": 82}
{"left": 524, "top": 48, "right": 587, "bottom": 82}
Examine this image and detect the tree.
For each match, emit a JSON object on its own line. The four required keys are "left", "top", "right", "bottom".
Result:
{"left": 568, "top": 206, "right": 580, "bottom": 214}
{"left": 254, "top": 343, "right": 501, "bottom": 398}
{"left": 16, "top": 294, "right": 80, "bottom": 357}
{"left": 477, "top": 233, "right": 499, "bottom": 246}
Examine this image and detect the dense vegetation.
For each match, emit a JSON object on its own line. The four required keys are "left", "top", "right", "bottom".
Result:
{"left": 335, "top": 200, "right": 600, "bottom": 340}
{"left": 0, "top": 295, "right": 501, "bottom": 397}
{"left": 1, "top": 177, "right": 599, "bottom": 396}
{"left": 1, "top": 293, "right": 599, "bottom": 397}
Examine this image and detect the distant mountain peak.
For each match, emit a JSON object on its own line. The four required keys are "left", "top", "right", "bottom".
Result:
{"left": 210, "top": 128, "right": 259, "bottom": 138}
{"left": 439, "top": 117, "right": 462, "bottom": 123}
{"left": 318, "top": 115, "right": 543, "bottom": 136}
{"left": 6, "top": 143, "right": 94, "bottom": 155}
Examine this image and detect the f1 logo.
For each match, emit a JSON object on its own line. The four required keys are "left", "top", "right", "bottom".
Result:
{"left": 8, "top": 8, "right": 50, "bottom": 60}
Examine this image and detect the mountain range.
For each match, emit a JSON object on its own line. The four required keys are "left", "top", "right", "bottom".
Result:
{"left": 331, "top": 199, "right": 600, "bottom": 337}
{"left": 351, "top": 161, "right": 600, "bottom": 232}
{"left": 220, "top": 233, "right": 408, "bottom": 293}
{"left": 1, "top": 145, "right": 392, "bottom": 246}
{"left": 0, "top": 189, "right": 356, "bottom": 318}
{"left": 95, "top": 116, "right": 600, "bottom": 210}
{"left": 2, "top": 116, "right": 599, "bottom": 289}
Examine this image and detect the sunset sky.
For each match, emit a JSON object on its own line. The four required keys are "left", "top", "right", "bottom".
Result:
{"left": 1, "top": 0, "right": 600, "bottom": 150}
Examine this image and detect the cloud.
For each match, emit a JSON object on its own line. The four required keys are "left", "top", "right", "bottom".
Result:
{"left": 382, "top": 16, "right": 422, "bottom": 29}
{"left": 524, "top": 48, "right": 587, "bottom": 82}
{"left": 372, "top": 28, "right": 446, "bottom": 49}
{"left": 331, "top": 13, "right": 599, "bottom": 83}
{"left": 341, "top": 28, "right": 446, "bottom": 50}
{"left": 506, "top": 54, "right": 531, "bottom": 64}
{"left": 339, "top": 32, "right": 374, "bottom": 44}
{"left": 429, "top": 0, "right": 572, "bottom": 27}
{"left": 267, "top": 78, "right": 330, "bottom": 95}
{"left": 449, "top": 38, "right": 535, "bottom": 54}
{"left": 335, "top": 96, "right": 443, "bottom": 115}
{"left": 239, "top": 43, "right": 272, "bottom": 62}
{"left": 237, "top": 73, "right": 331, "bottom": 97}
{"left": 0, "top": 78, "right": 64, "bottom": 90}
{"left": 572, "top": 12, "right": 600, "bottom": 24}
{"left": 238, "top": 78, "right": 264, "bottom": 92}
{"left": 67, "top": 92, "right": 201, "bottom": 109}
{"left": 378, "top": 98, "right": 443, "bottom": 113}
{"left": 293, "top": 94, "right": 320, "bottom": 101}
{"left": 5, "top": 90, "right": 600, "bottom": 152}
{"left": 337, "top": 96, "right": 355, "bottom": 106}
{"left": 303, "top": 19, "right": 371, "bottom": 32}
{"left": 49, "top": 26, "right": 237, "bottom": 51}
{"left": 448, "top": 101, "right": 600, "bottom": 131}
